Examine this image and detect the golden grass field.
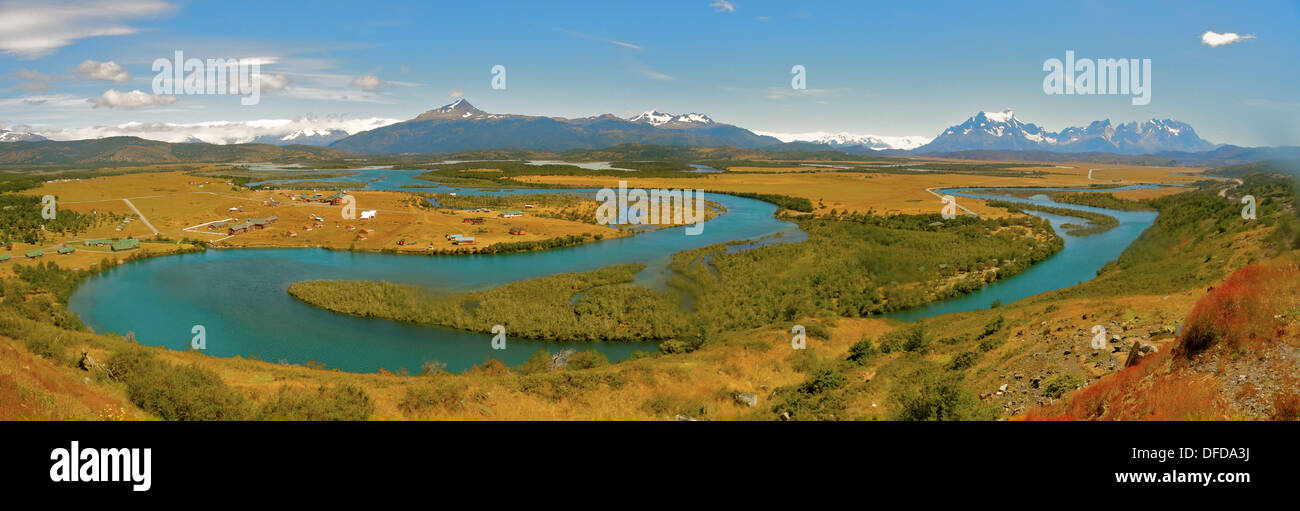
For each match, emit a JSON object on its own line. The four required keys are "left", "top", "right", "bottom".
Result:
{"left": 518, "top": 162, "right": 1206, "bottom": 217}
{"left": 11, "top": 171, "right": 624, "bottom": 260}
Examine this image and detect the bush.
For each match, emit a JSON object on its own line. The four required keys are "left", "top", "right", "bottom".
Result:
{"left": 643, "top": 395, "right": 709, "bottom": 419}
{"left": 1041, "top": 373, "right": 1084, "bottom": 399}
{"left": 566, "top": 349, "right": 609, "bottom": 370}
{"left": 890, "top": 375, "right": 995, "bottom": 421}
{"left": 123, "top": 361, "right": 249, "bottom": 421}
{"left": 946, "top": 350, "right": 981, "bottom": 371}
{"left": 846, "top": 337, "right": 875, "bottom": 364}
{"left": 879, "top": 323, "right": 927, "bottom": 353}
{"left": 400, "top": 381, "right": 469, "bottom": 414}
{"left": 256, "top": 384, "right": 374, "bottom": 420}
{"left": 658, "top": 339, "right": 689, "bottom": 354}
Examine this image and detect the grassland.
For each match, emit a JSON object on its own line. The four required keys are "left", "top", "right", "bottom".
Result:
{"left": 0, "top": 158, "right": 1292, "bottom": 421}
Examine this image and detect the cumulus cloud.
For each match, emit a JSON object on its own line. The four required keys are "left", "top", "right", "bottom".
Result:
{"left": 34, "top": 115, "right": 402, "bottom": 144}
{"left": 88, "top": 89, "right": 177, "bottom": 109}
{"left": 75, "top": 60, "right": 131, "bottom": 82}
{"left": 711, "top": 0, "right": 735, "bottom": 13}
{"left": 258, "top": 73, "right": 293, "bottom": 92}
{"left": 349, "top": 73, "right": 384, "bottom": 92}
{"left": 0, "top": 0, "right": 175, "bottom": 58}
{"left": 1201, "top": 30, "right": 1255, "bottom": 47}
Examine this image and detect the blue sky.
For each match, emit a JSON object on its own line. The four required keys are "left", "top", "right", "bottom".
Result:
{"left": 0, "top": 0, "right": 1296, "bottom": 146}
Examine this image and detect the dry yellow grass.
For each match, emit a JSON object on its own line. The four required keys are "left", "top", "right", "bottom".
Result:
{"left": 517, "top": 161, "right": 1204, "bottom": 217}
{"left": 19, "top": 171, "right": 624, "bottom": 257}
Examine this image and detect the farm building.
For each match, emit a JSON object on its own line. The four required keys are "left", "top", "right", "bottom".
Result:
{"left": 0, "top": 254, "right": 10, "bottom": 262}
{"left": 452, "top": 237, "right": 476, "bottom": 245}
{"left": 210, "top": 221, "right": 229, "bottom": 230}
{"left": 57, "top": 245, "right": 76, "bottom": 255}
{"left": 82, "top": 239, "right": 113, "bottom": 246}
{"left": 326, "top": 193, "right": 347, "bottom": 205}
{"left": 463, "top": 217, "right": 485, "bottom": 224}
{"left": 509, "top": 228, "right": 527, "bottom": 235}
{"left": 360, "top": 210, "right": 376, "bottom": 220}
{"left": 228, "top": 221, "right": 253, "bottom": 234}
{"left": 499, "top": 210, "right": 524, "bottom": 218}
{"left": 26, "top": 250, "right": 43, "bottom": 258}
{"left": 251, "top": 216, "right": 278, "bottom": 229}
{"left": 446, "top": 234, "right": 466, "bottom": 241}
{"left": 111, "top": 239, "right": 140, "bottom": 251}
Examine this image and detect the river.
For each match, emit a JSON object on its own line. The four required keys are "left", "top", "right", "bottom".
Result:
{"left": 66, "top": 170, "right": 1160, "bottom": 372}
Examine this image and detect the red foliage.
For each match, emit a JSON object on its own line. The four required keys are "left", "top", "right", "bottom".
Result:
{"left": 1175, "top": 261, "right": 1297, "bottom": 359}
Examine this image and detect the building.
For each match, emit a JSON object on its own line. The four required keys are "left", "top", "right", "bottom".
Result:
{"left": 210, "top": 221, "right": 229, "bottom": 230}
{"left": 452, "top": 237, "right": 476, "bottom": 245}
{"left": 82, "top": 239, "right": 113, "bottom": 246}
{"left": 57, "top": 245, "right": 76, "bottom": 255}
{"left": 0, "top": 254, "right": 11, "bottom": 262}
{"left": 228, "top": 221, "right": 253, "bottom": 234}
{"left": 499, "top": 210, "right": 524, "bottom": 218}
{"left": 509, "top": 228, "right": 526, "bottom": 235}
{"left": 111, "top": 239, "right": 139, "bottom": 251}
{"left": 463, "top": 217, "right": 485, "bottom": 224}
{"left": 26, "top": 250, "right": 43, "bottom": 258}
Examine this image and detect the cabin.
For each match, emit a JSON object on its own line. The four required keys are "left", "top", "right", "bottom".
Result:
{"left": 0, "top": 254, "right": 10, "bottom": 262}
{"left": 111, "top": 239, "right": 139, "bottom": 251}
{"left": 210, "top": 221, "right": 229, "bottom": 230}
{"left": 509, "top": 228, "right": 526, "bottom": 235}
{"left": 26, "top": 250, "right": 44, "bottom": 258}
{"left": 463, "top": 217, "right": 485, "bottom": 224}
{"left": 452, "top": 237, "right": 476, "bottom": 245}
{"left": 326, "top": 193, "right": 346, "bottom": 205}
{"left": 82, "top": 239, "right": 113, "bottom": 246}
{"left": 446, "top": 234, "right": 465, "bottom": 241}
{"left": 499, "top": 210, "right": 524, "bottom": 218}
{"left": 228, "top": 221, "right": 253, "bottom": 234}
{"left": 251, "top": 216, "right": 278, "bottom": 229}
{"left": 57, "top": 245, "right": 76, "bottom": 255}
{"left": 397, "top": 238, "right": 407, "bottom": 246}
{"left": 523, "top": 204, "right": 536, "bottom": 209}
{"left": 286, "top": 230, "right": 298, "bottom": 237}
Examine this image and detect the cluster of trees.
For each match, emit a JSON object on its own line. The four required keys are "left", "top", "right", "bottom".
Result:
{"left": 985, "top": 199, "right": 1120, "bottom": 236}
{"left": 288, "top": 263, "right": 687, "bottom": 341}
{"left": 0, "top": 194, "right": 113, "bottom": 246}
{"left": 668, "top": 212, "right": 1061, "bottom": 331}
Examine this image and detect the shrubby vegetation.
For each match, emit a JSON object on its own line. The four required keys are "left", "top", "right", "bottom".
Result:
{"left": 985, "top": 199, "right": 1120, "bottom": 236}
{"left": 669, "top": 212, "right": 1061, "bottom": 331}
{"left": 288, "top": 263, "right": 686, "bottom": 341}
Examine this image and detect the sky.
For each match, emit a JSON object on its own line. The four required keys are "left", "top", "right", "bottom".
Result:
{"left": 0, "top": 0, "right": 1296, "bottom": 146}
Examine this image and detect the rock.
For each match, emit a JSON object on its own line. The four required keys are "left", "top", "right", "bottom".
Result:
{"left": 998, "top": 383, "right": 1009, "bottom": 392}
{"left": 1139, "top": 343, "right": 1158, "bottom": 354}
{"left": 734, "top": 392, "right": 759, "bottom": 407}
{"left": 780, "top": 412, "right": 792, "bottom": 421}
{"left": 675, "top": 414, "right": 697, "bottom": 421}
{"left": 1030, "top": 377, "right": 1042, "bottom": 389}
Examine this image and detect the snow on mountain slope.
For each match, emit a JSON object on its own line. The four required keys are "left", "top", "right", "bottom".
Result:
{"left": 754, "top": 130, "right": 933, "bottom": 150}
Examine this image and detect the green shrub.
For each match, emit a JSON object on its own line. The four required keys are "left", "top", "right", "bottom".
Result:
{"left": 1041, "top": 373, "right": 1084, "bottom": 399}
{"left": 566, "top": 349, "right": 609, "bottom": 370}
{"left": 846, "top": 336, "right": 876, "bottom": 364}
{"left": 890, "top": 375, "right": 995, "bottom": 421}
{"left": 946, "top": 350, "right": 981, "bottom": 371}
{"left": 257, "top": 384, "right": 374, "bottom": 420}
{"left": 123, "top": 362, "right": 249, "bottom": 421}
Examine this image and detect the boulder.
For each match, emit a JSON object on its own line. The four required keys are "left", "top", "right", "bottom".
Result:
{"left": 734, "top": 392, "right": 759, "bottom": 407}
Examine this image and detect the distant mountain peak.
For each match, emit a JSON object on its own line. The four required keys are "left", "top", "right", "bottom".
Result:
{"left": 628, "top": 110, "right": 715, "bottom": 127}
{"left": 0, "top": 127, "right": 48, "bottom": 142}
{"left": 415, "top": 98, "right": 488, "bottom": 120}
{"left": 917, "top": 110, "right": 1216, "bottom": 155}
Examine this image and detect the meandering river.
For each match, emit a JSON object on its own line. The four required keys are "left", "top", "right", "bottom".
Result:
{"left": 66, "top": 170, "right": 1161, "bottom": 372}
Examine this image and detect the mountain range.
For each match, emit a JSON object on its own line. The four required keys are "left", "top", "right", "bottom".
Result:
{"left": 912, "top": 109, "right": 1218, "bottom": 154}
{"left": 329, "top": 99, "right": 780, "bottom": 154}
{"left": 0, "top": 127, "right": 47, "bottom": 143}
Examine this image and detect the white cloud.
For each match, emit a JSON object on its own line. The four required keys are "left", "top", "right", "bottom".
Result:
{"left": 448, "top": 89, "right": 464, "bottom": 98}
{"left": 33, "top": 115, "right": 402, "bottom": 144}
{"left": 0, "top": 0, "right": 175, "bottom": 58}
{"left": 549, "top": 27, "right": 641, "bottom": 50}
{"left": 88, "top": 89, "right": 177, "bottom": 109}
{"left": 258, "top": 73, "right": 292, "bottom": 92}
{"left": 711, "top": 1, "right": 735, "bottom": 13}
{"left": 75, "top": 60, "right": 130, "bottom": 82}
{"left": 14, "top": 68, "right": 55, "bottom": 90}
{"left": 349, "top": 73, "right": 383, "bottom": 92}
{"left": 1201, "top": 30, "right": 1255, "bottom": 47}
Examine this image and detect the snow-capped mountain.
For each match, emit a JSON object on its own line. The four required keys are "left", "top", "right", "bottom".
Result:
{"left": 914, "top": 110, "right": 1217, "bottom": 154}
{"left": 332, "top": 100, "right": 779, "bottom": 153}
{"left": 252, "top": 128, "right": 351, "bottom": 146}
{"left": 0, "top": 127, "right": 48, "bottom": 142}
{"left": 628, "top": 110, "right": 716, "bottom": 128}
{"left": 755, "top": 131, "right": 932, "bottom": 151}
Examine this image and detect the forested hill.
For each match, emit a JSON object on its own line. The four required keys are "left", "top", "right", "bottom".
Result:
{"left": 0, "top": 136, "right": 351, "bottom": 166}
